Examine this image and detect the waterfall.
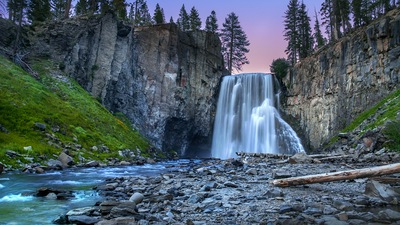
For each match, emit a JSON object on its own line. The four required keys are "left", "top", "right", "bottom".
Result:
{"left": 211, "top": 73, "right": 304, "bottom": 159}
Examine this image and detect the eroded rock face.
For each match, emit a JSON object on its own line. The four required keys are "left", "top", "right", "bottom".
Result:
{"left": 283, "top": 9, "right": 400, "bottom": 150}
{"left": 30, "top": 13, "right": 226, "bottom": 155}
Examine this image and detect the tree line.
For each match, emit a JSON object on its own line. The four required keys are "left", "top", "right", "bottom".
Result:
{"left": 271, "top": 0, "right": 400, "bottom": 79}
{"left": 3, "top": 0, "right": 250, "bottom": 74}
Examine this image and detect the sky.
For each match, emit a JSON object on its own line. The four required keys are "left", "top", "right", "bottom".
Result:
{"left": 139, "top": 0, "right": 325, "bottom": 74}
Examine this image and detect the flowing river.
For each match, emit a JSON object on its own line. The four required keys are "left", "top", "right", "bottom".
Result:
{"left": 0, "top": 160, "right": 193, "bottom": 225}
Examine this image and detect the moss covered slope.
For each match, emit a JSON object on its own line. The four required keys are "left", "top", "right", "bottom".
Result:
{"left": 0, "top": 56, "right": 151, "bottom": 168}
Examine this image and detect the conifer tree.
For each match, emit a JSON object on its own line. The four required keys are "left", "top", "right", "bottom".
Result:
{"left": 177, "top": 4, "right": 189, "bottom": 31}
{"left": 313, "top": 10, "right": 326, "bottom": 49}
{"left": 51, "top": 0, "right": 65, "bottom": 20}
{"left": 111, "top": 0, "right": 127, "bottom": 19}
{"left": 28, "top": 0, "right": 51, "bottom": 24}
{"left": 136, "top": 0, "right": 151, "bottom": 25}
{"left": 153, "top": 3, "right": 165, "bottom": 24}
{"left": 205, "top": 10, "right": 218, "bottom": 33}
{"left": 284, "top": 0, "right": 299, "bottom": 65}
{"left": 7, "top": 0, "right": 27, "bottom": 22}
{"left": 189, "top": 6, "right": 201, "bottom": 30}
{"left": 298, "top": 2, "right": 313, "bottom": 59}
{"left": 75, "top": 0, "right": 89, "bottom": 15}
{"left": 220, "top": 12, "right": 250, "bottom": 73}
{"left": 270, "top": 58, "right": 290, "bottom": 80}
{"left": 169, "top": 16, "right": 174, "bottom": 24}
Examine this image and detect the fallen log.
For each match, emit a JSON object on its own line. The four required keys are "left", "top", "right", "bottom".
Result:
{"left": 272, "top": 163, "right": 400, "bottom": 187}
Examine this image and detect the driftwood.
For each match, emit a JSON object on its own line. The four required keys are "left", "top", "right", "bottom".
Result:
{"left": 272, "top": 163, "right": 400, "bottom": 187}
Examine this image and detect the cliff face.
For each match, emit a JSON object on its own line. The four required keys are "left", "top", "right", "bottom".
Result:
{"left": 283, "top": 9, "right": 400, "bottom": 150}
{"left": 30, "top": 13, "right": 226, "bottom": 154}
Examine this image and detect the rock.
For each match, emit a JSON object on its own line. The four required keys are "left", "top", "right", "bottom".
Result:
{"left": 224, "top": 182, "right": 238, "bottom": 188}
{"left": 58, "top": 152, "right": 74, "bottom": 168}
{"left": 109, "top": 202, "right": 137, "bottom": 218}
{"left": 272, "top": 170, "right": 292, "bottom": 179}
{"left": 66, "top": 207, "right": 96, "bottom": 216}
{"left": 96, "top": 217, "right": 136, "bottom": 225}
{"left": 85, "top": 160, "right": 100, "bottom": 167}
{"left": 34, "top": 122, "right": 46, "bottom": 131}
{"left": 365, "top": 180, "right": 400, "bottom": 203}
{"left": 6, "top": 150, "right": 21, "bottom": 158}
{"left": 129, "top": 192, "right": 144, "bottom": 204}
{"left": 99, "top": 201, "right": 119, "bottom": 215}
{"left": 68, "top": 215, "right": 100, "bottom": 225}
{"left": 289, "top": 152, "right": 313, "bottom": 164}
{"left": 34, "top": 166, "right": 45, "bottom": 174}
{"left": 333, "top": 200, "right": 353, "bottom": 211}
{"left": 47, "top": 159, "right": 63, "bottom": 169}
{"left": 0, "top": 124, "right": 9, "bottom": 133}
{"left": 377, "top": 208, "right": 400, "bottom": 221}
{"left": 0, "top": 163, "right": 3, "bottom": 174}
{"left": 246, "top": 168, "right": 258, "bottom": 175}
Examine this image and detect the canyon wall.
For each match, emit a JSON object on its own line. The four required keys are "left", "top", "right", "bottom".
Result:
{"left": 30, "top": 13, "right": 226, "bottom": 154}
{"left": 283, "top": 9, "right": 400, "bottom": 150}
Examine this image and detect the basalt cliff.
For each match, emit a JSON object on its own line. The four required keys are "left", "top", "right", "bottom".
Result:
{"left": 28, "top": 13, "right": 226, "bottom": 155}
{"left": 283, "top": 9, "right": 400, "bottom": 150}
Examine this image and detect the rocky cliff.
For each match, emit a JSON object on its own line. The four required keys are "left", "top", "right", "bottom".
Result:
{"left": 283, "top": 9, "right": 400, "bottom": 151}
{"left": 30, "top": 13, "right": 226, "bottom": 155}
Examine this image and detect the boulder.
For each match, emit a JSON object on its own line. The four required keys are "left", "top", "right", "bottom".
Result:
{"left": 0, "top": 163, "right": 3, "bottom": 174}
{"left": 66, "top": 207, "right": 96, "bottom": 216}
{"left": 96, "top": 217, "right": 136, "bottom": 225}
{"left": 58, "top": 152, "right": 74, "bottom": 168}
{"left": 129, "top": 192, "right": 144, "bottom": 204}
{"left": 109, "top": 202, "right": 137, "bottom": 218}
{"left": 289, "top": 152, "right": 313, "bottom": 164}
{"left": 68, "top": 215, "right": 100, "bottom": 225}
{"left": 365, "top": 180, "right": 400, "bottom": 203}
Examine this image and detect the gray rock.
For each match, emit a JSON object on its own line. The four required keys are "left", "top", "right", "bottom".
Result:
{"left": 68, "top": 215, "right": 100, "bottom": 225}
{"left": 365, "top": 180, "right": 400, "bottom": 203}
{"left": 96, "top": 217, "right": 137, "bottom": 225}
{"left": 66, "top": 207, "right": 96, "bottom": 216}
{"left": 109, "top": 202, "right": 137, "bottom": 218}
{"left": 47, "top": 159, "right": 63, "bottom": 168}
{"left": 6, "top": 150, "right": 21, "bottom": 158}
{"left": 129, "top": 192, "right": 144, "bottom": 204}
{"left": 377, "top": 209, "right": 400, "bottom": 221}
{"left": 289, "top": 152, "right": 313, "bottom": 164}
{"left": 58, "top": 152, "right": 74, "bottom": 168}
{"left": 34, "top": 122, "right": 46, "bottom": 131}
{"left": 333, "top": 200, "right": 353, "bottom": 211}
{"left": 85, "top": 161, "right": 100, "bottom": 167}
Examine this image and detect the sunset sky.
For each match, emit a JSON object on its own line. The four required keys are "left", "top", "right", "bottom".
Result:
{"left": 141, "top": 0, "right": 325, "bottom": 74}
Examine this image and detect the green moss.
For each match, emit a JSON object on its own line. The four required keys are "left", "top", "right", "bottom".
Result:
{"left": 0, "top": 56, "right": 151, "bottom": 168}
{"left": 383, "top": 121, "right": 400, "bottom": 151}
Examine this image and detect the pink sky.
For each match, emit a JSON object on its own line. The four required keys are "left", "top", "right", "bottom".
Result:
{"left": 142, "top": 0, "right": 325, "bottom": 74}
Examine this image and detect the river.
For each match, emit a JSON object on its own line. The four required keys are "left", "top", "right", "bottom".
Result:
{"left": 0, "top": 160, "right": 191, "bottom": 225}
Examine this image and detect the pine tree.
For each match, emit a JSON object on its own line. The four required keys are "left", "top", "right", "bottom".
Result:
{"left": 75, "top": 0, "right": 89, "bottom": 15}
{"left": 177, "top": 4, "right": 189, "bottom": 31}
{"left": 136, "top": 0, "right": 151, "bottom": 26}
{"left": 7, "top": 0, "right": 27, "bottom": 22}
{"left": 111, "top": 0, "right": 127, "bottom": 19}
{"left": 313, "top": 10, "right": 326, "bottom": 49}
{"left": 220, "top": 12, "right": 250, "bottom": 73}
{"left": 51, "top": 0, "right": 65, "bottom": 20}
{"left": 169, "top": 16, "right": 174, "bottom": 24}
{"left": 28, "top": 0, "right": 51, "bottom": 24}
{"left": 205, "top": 10, "right": 218, "bottom": 33}
{"left": 153, "top": 3, "right": 165, "bottom": 24}
{"left": 189, "top": 6, "right": 201, "bottom": 31}
{"left": 99, "top": 0, "right": 111, "bottom": 15}
{"left": 298, "top": 2, "right": 313, "bottom": 59}
{"left": 284, "top": 0, "right": 299, "bottom": 65}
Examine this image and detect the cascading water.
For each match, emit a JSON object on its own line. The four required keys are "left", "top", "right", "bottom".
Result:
{"left": 211, "top": 73, "right": 304, "bottom": 159}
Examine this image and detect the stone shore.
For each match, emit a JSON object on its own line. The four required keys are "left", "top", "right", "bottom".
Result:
{"left": 55, "top": 153, "right": 400, "bottom": 225}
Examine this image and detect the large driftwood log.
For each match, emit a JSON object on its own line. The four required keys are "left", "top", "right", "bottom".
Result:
{"left": 272, "top": 163, "right": 400, "bottom": 187}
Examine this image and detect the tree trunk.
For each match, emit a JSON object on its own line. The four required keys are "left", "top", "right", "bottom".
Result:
{"left": 272, "top": 163, "right": 400, "bottom": 187}
{"left": 64, "top": 0, "right": 72, "bottom": 19}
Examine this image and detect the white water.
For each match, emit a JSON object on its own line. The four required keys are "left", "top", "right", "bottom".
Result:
{"left": 211, "top": 73, "right": 304, "bottom": 159}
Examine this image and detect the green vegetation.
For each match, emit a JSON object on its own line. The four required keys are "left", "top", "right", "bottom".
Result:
{"left": 0, "top": 56, "right": 150, "bottom": 168}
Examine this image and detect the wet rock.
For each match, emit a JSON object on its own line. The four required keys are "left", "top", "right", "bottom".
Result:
{"left": 47, "top": 159, "right": 63, "bottom": 169}
{"left": 99, "top": 201, "right": 119, "bottom": 215}
{"left": 66, "top": 207, "right": 96, "bottom": 216}
{"left": 85, "top": 160, "right": 100, "bottom": 167}
{"left": 34, "top": 166, "right": 45, "bottom": 174}
{"left": 365, "top": 180, "right": 400, "bottom": 203}
{"left": 68, "top": 215, "right": 100, "bottom": 225}
{"left": 320, "top": 215, "right": 349, "bottom": 225}
{"left": 377, "top": 208, "right": 400, "bottom": 221}
{"left": 0, "top": 163, "right": 3, "bottom": 174}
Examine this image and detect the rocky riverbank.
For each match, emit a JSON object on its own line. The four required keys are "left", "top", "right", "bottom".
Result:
{"left": 54, "top": 153, "right": 400, "bottom": 225}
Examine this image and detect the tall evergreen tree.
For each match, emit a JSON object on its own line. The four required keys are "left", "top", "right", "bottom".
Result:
{"left": 51, "top": 0, "right": 65, "bottom": 20}
{"left": 111, "top": 0, "right": 127, "bottom": 19}
{"left": 313, "top": 10, "right": 326, "bottom": 49}
{"left": 205, "top": 10, "right": 218, "bottom": 33}
{"left": 220, "top": 12, "right": 250, "bottom": 73}
{"left": 298, "top": 2, "right": 313, "bottom": 59}
{"left": 153, "top": 3, "right": 165, "bottom": 24}
{"left": 75, "top": 0, "right": 89, "bottom": 15}
{"left": 284, "top": 0, "right": 300, "bottom": 65}
{"left": 28, "top": 0, "right": 51, "bottom": 24}
{"left": 189, "top": 6, "right": 201, "bottom": 30}
{"left": 169, "top": 16, "right": 174, "bottom": 24}
{"left": 64, "top": 0, "right": 72, "bottom": 18}
{"left": 7, "top": 0, "right": 27, "bottom": 22}
{"left": 130, "top": 0, "right": 151, "bottom": 26}
{"left": 177, "top": 4, "right": 189, "bottom": 31}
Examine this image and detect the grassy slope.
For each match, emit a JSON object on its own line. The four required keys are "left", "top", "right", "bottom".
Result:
{"left": 329, "top": 88, "right": 400, "bottom": 151}
{"left": 0, "top": 56, "right": 150, "bottom": 168}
